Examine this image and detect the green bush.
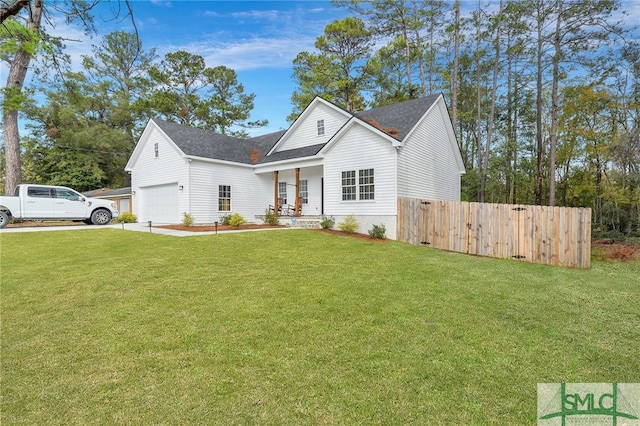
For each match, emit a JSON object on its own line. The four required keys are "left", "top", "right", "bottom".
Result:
{"left": 368, "top": 224, "right": 386, "bottom": 239}
{"left": 263, "top": 210, "right": 280, "bottom": 226}
{"left": 319, "top": 215, "right": 335, "bottom": 229}
{"left": 228, "top": 212, "right": 247, "bottom": 227}
{"left": 338, "top": 215, "right": 359, "bottom": 233}
{"left": 116, "top": 211, "right": 137, "bottom": 223}
{"left": 182, "top": 212, "right": 194, "bottom": 227}
{"left": 220, "top": 214, "right": 231, "bottom": 225}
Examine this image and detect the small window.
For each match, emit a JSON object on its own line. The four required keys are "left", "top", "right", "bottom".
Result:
{"left": 317, "top": 119, "right": 325, "bottom": 136}
{"left": 299, "top": 180, "right": 308, "bottom": 204}
{"left": 154, "top": 142, "right": 159, "bottom": 158}
{"left": 279, "top": 182, "right": 287, "bottom": 204}
{"left": 341, "top": 171, "right": 356, "bottom": 201}
{"left": 27, "top": 186, "right": 52, "bottom": 198}
{"left": 218, "top": 185, "right": 231, "bottom": 211}
{"left": 359, "top": 169, "right": 375, "bottom": 200}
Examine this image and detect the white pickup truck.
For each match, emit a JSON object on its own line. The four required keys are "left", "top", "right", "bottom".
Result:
{"left": 0, "top": 184, "right": 119, "bottom": 229}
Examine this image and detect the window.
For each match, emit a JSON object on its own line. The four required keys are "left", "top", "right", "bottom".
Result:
{"left": 359, "top": 169, "right": 375, "bottom": 200}
{"left": 54, "top": 188, "right": 81, "bottom": 201}
{"left": 317, "top": 119, "right": 325, "bottom": 136}
{"left": 279, "top": 182, "right": 287, "bottom": 204}
{"left": 341, "top": 171, "right": 356, "bottom": 201}
{"left": 27, "top": 186, "right": 51, "bottom": 198}
{"left": 218, "top": 185, "right": 231, "bottom": 211}
{"left": 341, "top": 169, "right": 375, "bottom": 201}
{"left": 154, "top": 142, "right": 159, "bottom": 158}
{"left": 299, "top": 180, "right": 308, "bottom": 204}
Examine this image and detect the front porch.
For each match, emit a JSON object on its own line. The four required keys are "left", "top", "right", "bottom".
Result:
{"left": 258, "top": 164, "right": 324, "bottom": 219}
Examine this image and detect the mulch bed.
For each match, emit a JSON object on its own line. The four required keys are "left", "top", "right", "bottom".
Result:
{"left": 157, "top": 224, "right": 388, "bottom": 242}
{"left": 157, "top": 224, "right": 285, "bottom": 232}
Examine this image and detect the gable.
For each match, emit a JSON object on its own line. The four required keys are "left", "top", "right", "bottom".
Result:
{"left": 268, "top": 97, "right": 352, "bottom": 154}
{"left": 125, "top": 120, "right": 186, "bottom": 171}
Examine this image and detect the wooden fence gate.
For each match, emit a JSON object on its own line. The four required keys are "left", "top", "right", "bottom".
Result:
{"left": 397, "top": 198, "right": 592, "bottom": 268}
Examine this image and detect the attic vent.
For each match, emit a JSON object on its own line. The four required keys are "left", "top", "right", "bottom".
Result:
{"left": 361, "top": 117, "right": 399, "bottom": 138}
{"left": 249, "top": 149, "right": 261, "bottom": 164}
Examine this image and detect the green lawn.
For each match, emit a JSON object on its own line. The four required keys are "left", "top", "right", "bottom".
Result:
{"left": 1, "top": 229, "right": 638, "bottom": 425}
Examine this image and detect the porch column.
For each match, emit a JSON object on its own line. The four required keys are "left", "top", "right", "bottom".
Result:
{"left": 295, "top": 167, "right": 301, "bottom": 217}
{"left": 274, "top": 171, "right": 279, "bottom": 215}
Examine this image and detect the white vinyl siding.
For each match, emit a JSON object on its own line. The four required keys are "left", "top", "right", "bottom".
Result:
{"left": 323, "top": 123, "right": 397, "bottom": 216}
{"left": 188, "top": 160, "right": 271, "bottom": 223}
{"left": 397, "top": 102, "right": 462, "bottom": 201}
{"left": 274, "top": 102, "right": 349, "bottom": 152}
{"left": 129, "top": 126, "right": 188, "bottom": 222}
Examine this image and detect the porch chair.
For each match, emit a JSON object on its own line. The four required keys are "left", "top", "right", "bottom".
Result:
{"left": 269, "top": 198, "right": 284, "bottom": 216}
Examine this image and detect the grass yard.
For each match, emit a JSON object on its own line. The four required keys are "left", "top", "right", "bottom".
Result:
{"left": 1, "top": 229, "right": 638, "bottom": 425}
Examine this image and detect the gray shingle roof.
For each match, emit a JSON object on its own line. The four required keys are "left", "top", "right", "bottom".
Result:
{"left": 356, "top": 94, "right": 441, "bottom": 141}
{"left": 150, "top": 94, "right": 442, "bottom": 164}
{"left": 152, "top": 119, "right": 284, "bottom": 164}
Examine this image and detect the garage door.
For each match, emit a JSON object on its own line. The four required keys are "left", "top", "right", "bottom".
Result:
{"left": 140, "top": 183, "right": 179, "bottom": 223}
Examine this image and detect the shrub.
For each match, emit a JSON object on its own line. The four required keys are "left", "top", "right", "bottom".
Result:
{"left": 220, "top": 214, "right": 231, "bottom": 225}
{"left": 319, "top": 215, "right": 335, "bottom": 229}
{"left": 338, "top": 215, "right": 359, "bottom": 233}
{"left": 228, "top": 212, "right": 247, "bottom": 227}
{"left": 182, "top": 212, "right": 194, "bottom": 227}
{"left": 368, "top": 224, "right": 386, "bottom": 239}
{"left": 116, "top": 211, "right": 137, "bottom": 223}
{"left": 263, "top": 210, "right": 280, "bottom": 226}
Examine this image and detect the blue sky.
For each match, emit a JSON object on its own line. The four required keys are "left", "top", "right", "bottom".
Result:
{"left": 63, "top": 1, "right": 351, "bottom": 135}
{"left": 7, "top": 0, "right": 640, "bottom": 138}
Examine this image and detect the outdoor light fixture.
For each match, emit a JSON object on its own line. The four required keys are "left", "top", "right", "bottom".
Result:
{"left": 148, "top": 220, "right": 152, "bottom": 233}
{"left": 214, "top": 221, "right": 219, "bottom": 234}
{"left": 179, "top": 185, "right": 184, "bottom": 190}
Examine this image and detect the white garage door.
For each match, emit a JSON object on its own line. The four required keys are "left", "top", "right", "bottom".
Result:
{"left": 140, "top": 183, "right": 179, "bottom": 223}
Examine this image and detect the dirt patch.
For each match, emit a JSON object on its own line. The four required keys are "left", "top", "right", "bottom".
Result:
{"left": 592, "top": 240, "right": 640, "bottom": 263}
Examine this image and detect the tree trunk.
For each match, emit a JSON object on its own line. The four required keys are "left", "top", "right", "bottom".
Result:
{"left": 451, "top": 0, "right": 460, "bottom": 134}
{"left": 548, "top": 0, "right": 563, "bottom": 207}
{"left": 535, "top": 0, "right": 544, "bottom": 206}
{"left": 3, "top": 0, "right": 43, "bottom": 195}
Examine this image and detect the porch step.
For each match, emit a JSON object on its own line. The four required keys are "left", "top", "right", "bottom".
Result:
{"left": 256, "top": 215, "right": 322, "bottom": 229}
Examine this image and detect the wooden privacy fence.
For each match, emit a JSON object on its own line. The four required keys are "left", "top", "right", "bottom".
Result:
{"left": 397, "top": 198, "right": 592, "bottom": 268}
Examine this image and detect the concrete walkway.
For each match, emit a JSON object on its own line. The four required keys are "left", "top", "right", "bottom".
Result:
{"left": 1, "top": 222, "right": 292, "bottom": 237}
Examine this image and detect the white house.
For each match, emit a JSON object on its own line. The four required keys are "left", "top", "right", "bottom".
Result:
{"left": 124, "top": 94, "right": 465, "bottom": 239}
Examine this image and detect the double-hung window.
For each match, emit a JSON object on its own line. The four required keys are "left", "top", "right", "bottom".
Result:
{"left": 317, "top": 120, "right": 325, "bottom": 136}
{"left": 279, "top": 182, "right": 287, "bottom": 204}
{"left": 154, "top": 143, "right": 159, "bottom": 158}
{"left": 341, "top": 171, "right": 356, "bottom": 201}
{"left": 359, "top": 168, "right": 375, "bottom": 200}
{"left": 299, "top": 179, "right": 308, "bottom": 204}
{"left": 218, "top": 185, "right": 231, "bottom": 211}
{"left": 341, "top": 169, "right": 374, "bottom": 201}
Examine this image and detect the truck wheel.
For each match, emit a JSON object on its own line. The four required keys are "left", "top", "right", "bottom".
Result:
{"left": 0, "top": 211, "right": 9, "bottom": 229}
{"left": 91, "top": 209, "right": 112, "bottom": 226}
